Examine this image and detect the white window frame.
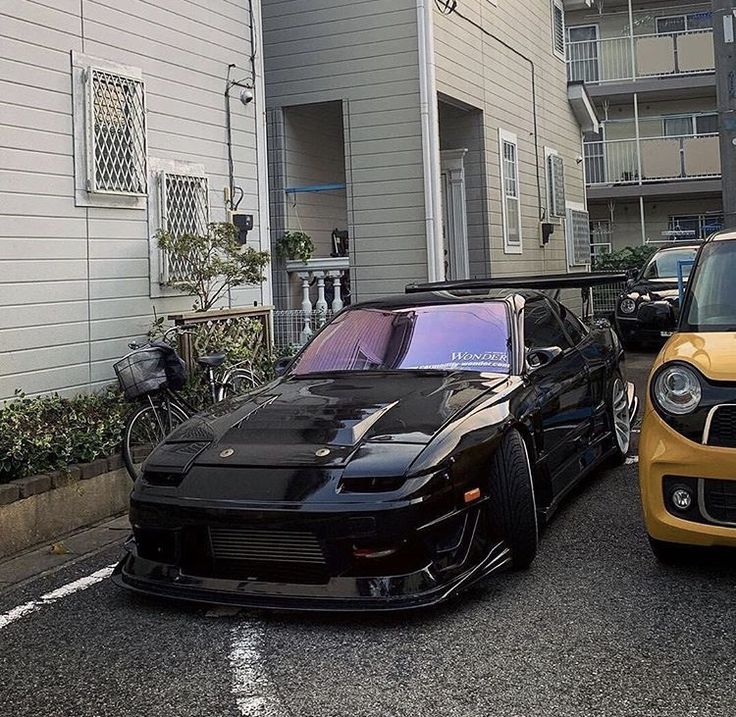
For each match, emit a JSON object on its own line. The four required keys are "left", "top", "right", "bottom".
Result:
{"left": 656, "top": 12, "right": 712, "bottom": 35}
{"left": 499, "top": 129, "right": 523, "bottom": 255}
{"left": 147, "top": 158, "right": 210, "bottom": 295}
{"left": 552, "top": 0, "right": 566, "bottom": 60}
{"left": 71, "top": 51, "right": 147, "bottom": 210}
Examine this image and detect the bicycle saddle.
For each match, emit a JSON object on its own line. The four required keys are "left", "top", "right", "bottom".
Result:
{"left": 197, "top": 353, "right": 227, "bottom": 369}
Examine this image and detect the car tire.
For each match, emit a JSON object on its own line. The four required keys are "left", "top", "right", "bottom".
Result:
{"left": 648, "top": 536, "right": 683, "bottom": 564}
{"left": 609, "top": 374, "right": 632, "bottom": 467}
{"left": 487, "top": 430, "right": 538, "bottom": 570}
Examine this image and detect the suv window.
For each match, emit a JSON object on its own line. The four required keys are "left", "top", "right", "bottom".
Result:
{"left": 558, "top": 303, "right": 587, "bottom": 346}
{"left": 523, "top": 298, "right": 571, "bottom": 350}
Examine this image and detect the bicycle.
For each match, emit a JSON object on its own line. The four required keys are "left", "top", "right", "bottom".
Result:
{"left": 115, "top": 325, "right": 263, "bottom": 481}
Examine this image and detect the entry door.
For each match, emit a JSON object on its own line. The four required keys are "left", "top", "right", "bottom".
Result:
{"left": 440, "top": 149, "right": 470, "bottom": 280}
{"left": 567, "top": 25, "right": 600, "bottom": 83}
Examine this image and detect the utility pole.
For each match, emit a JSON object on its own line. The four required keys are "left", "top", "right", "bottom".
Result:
{"left": 713, "top": 0, "right": 736, "bottom": 229}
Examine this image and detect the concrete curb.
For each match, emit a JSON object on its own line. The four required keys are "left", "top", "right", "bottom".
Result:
{"left": 0, "top": 467, "right": 131, "bottom": 559}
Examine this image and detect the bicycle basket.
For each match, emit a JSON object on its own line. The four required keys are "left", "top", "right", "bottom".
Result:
{"left": 114, "top": 347, "right": 170, "bottom": 400}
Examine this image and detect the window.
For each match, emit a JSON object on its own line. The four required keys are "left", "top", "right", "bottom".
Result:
{"left": 291, "top": 303, "right": 512, "bottom": 376}
{"left": 523, "top": 298, "right": 570, "bottom": 350}
{"left": 552, "top": 0, "right": 566, "bottom": 58}
{"left": 668, "top": 214, "right": 724, "bottom": 241}
{"left": 664, "top": 113, "right": 718, "bottom": 137}
{"left": 86, "top": 68, "right": 147, "bottom": 195}
{"left": 656, "top": 12, "right": 712, "bottom": 34}
{"left": 567, "top": 25, "right": 600, "bottom": 83}
{"left": 641, "top": 247, "right": 698, "bottom": 280}
{"left": 558, "top": 304, "right": 588, "bottom": 346}
{"left": 566, "top": 207, "right": 591, "bottom": 267}
{"left": 159, "top": 172, "right": 210, "bottom": 283}
{"left": 684, "top": 240, "right": 736, "bottom": 331}
{"left": 590, "top": 219, "right": 612, "bottom": 258}
{"left": 499, "top": 130, "right": 523, "bottom": 254}
{"left": 546, "top": 151, "right": 566, "bottom": 218}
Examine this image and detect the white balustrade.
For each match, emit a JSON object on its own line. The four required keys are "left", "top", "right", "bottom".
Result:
{"left": 285, "top": 257, "right": 350, "bottom": 345}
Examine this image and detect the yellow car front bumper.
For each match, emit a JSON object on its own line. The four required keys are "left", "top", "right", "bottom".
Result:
{"left": 640, "top": 409, "right": 736, "bottom": 547}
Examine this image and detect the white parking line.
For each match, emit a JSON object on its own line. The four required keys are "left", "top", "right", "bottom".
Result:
{"left": 230, "top": 619, "right": 282, "bottom": 716}
{"left": 0, "top": 564, "right": 116, "bottom": 631}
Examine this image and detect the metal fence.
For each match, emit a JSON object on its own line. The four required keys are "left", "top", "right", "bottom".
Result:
{"left": 592, "top": 280, "right": 627, "bottom": 319}
{"left": 273, "top": 309, "right": 334, "bottom": 355}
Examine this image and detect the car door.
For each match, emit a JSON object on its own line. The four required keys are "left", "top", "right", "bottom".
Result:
{"left": 523, "top": 297, "right": 594, "bottom": 497}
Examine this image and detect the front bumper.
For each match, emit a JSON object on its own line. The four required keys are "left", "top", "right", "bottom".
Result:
{"left": 113, "top": 496, "right": 511, "bottom": 611}
{"left": 640, "top": 409, "right": 736, "bottom": 547}
{"left": 616, "top": 316, "right": 673, "bottom": 344}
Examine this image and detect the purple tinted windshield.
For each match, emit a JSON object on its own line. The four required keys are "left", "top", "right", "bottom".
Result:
{"left": 291, "top": 303, "right": 511, "bottom": 376}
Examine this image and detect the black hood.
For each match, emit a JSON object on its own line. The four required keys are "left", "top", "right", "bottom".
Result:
{"left": 167, "top": 371, "right": 509, "bottom": 469}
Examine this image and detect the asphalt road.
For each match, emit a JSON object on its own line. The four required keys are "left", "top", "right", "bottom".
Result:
{"left": 2, "top": 351, "right": 736, "bottom": 717}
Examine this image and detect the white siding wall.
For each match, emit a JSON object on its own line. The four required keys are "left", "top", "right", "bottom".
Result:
{"left": 0, "top": 0, "right": 268, "bottom": 400}
{"left": 433, "top": 1, "right": 588, "bottom": 276}
{"left": 263, "top": 0, "right": 427, "bottom": 300}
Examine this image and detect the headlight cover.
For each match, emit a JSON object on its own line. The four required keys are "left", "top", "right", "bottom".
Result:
{"left": 653, "top": 363, "right": 702, "bottom": 415}
{"left": 619, "top": 298, "right": 637, "bottom": 314}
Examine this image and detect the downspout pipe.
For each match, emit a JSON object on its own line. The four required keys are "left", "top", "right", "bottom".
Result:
{"left": 417, "top": 0, "right": 445, "bottom": 282}
{"left": 251, "top": 0, "right": 273, "bottom": 307}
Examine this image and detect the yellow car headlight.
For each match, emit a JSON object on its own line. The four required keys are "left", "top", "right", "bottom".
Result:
{"left": 653, "top": 363, "right": 702, "bottom": 415}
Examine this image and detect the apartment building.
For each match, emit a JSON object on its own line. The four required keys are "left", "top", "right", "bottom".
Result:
{"left": 262, "top": 0, "right": 599, "bottom": 323}
{"left": 566, "top": 0, "right": 721, "bottom": 255}
{"left": 0, "top": 0, "right": 270, "bottom": 400}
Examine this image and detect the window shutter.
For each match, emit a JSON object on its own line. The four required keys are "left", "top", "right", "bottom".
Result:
{"left": 553, "top": 2, "right": 566, "bottom": 56}
{"left": 566, "top": 208, "right": 592, "bottom": 267}
{"left": 548, "top": 154, "right": 566, "bottom": 218}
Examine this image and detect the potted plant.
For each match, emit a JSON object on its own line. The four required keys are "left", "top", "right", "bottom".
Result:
{"left": 275, "top": 231, "right": 315, "bottom": 263}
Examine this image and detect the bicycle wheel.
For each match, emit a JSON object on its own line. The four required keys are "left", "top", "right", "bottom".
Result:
{"left": 222, "top": 368, "right": 262, "bottom": 399}
{"left": 122, "top": 400, "right": 189, "bottom": 481}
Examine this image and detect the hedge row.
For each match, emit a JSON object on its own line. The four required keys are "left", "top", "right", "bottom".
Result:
{"left": 0, "top": 390, "right": 127, "bottom": 483}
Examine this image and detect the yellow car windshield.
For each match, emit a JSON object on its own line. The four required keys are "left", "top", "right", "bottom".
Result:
{"left": 684, "top": 241, "right": 736, "bottom": 331}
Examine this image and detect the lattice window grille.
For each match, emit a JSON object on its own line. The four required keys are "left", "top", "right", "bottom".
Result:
{"left": 86, "top": 68, "right": 147, "bottom": 195}
{"left": 159, "top": 172, "right": 210, "bottom": 284}
{"left": 567, "top": 208, "right": 592, "bottom": 267}
{"left": 548, "top": 154, "right": 567, "bottom": 218}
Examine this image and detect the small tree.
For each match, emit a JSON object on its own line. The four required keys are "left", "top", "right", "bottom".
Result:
{"left": 157, "top": 222, "right": 270, "bottom": 311}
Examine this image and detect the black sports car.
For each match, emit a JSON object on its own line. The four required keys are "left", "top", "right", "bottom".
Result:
{"left": 615, "top": 244, "right": 699, "bottom": 348}
{"left": 114, "top": 280, "right": 637, "bottom": 611}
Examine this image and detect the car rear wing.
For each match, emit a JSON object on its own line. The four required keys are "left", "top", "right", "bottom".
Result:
{"left": 405, "top": 272, "right": 629, "bottom": 321}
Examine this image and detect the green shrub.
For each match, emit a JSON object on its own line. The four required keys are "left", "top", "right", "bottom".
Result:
{"left": 592, "top": 244, "right": 657, "bottom": 272}
{"left": 0, "top": 389, "right": 127, "bottom": 483}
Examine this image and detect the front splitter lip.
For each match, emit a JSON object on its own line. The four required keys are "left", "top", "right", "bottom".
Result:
{"left": 112, "top": 540, "right": 511, "bottom": 613}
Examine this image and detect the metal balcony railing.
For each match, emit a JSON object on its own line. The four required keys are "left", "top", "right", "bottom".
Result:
{"left": 584, "top": 133, "right": 721, "bottom": 186}
{"left": 567, "top": 28, "right": 714, "bottom": 85}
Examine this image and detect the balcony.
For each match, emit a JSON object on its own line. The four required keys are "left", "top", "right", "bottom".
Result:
{"left": 567, "top": 28, "right": 714, "bottom": 85}
{"left": 279, "top": 257, "right": 350, "bottom": 346}
{"left": 584, "top": 133, "right": 720, "bottom": 188}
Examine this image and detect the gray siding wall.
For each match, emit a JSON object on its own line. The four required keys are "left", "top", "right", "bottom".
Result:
{"left": 263, "top": 0, "right": 427, "bottom": 300}
{"left": 0, "top": 0, "right": 267, "bottom": 400}
{"left": 433, "top": 1, "right": 588, "bottom": 276}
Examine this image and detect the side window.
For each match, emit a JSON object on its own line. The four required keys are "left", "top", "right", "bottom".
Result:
{"left": 523, "top": 299, "right": 571, "bottom": 350}
{"left": 558, "top": 304, "right": 588, "bottom": 346}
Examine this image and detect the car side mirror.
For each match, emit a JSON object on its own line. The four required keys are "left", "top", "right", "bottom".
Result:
{"left": 274, "top": 356, "right": 292, "bottom": 377}
{"left": 626, "top": 268, "right": 638, "bottom": 286}
{"left": 526, "top": 346, "right": 563, "bottom": 371}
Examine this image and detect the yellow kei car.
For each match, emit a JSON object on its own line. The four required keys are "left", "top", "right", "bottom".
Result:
{"left": 640, "top": 231, "right": 736, "bottom": 561}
